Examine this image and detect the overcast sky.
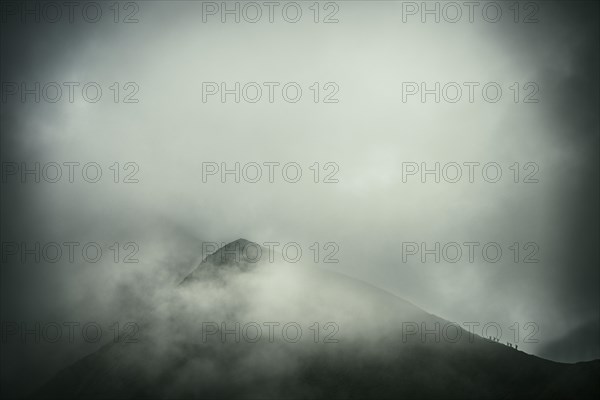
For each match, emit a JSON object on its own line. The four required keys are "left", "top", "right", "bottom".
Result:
{"left": 1, "top": 1, "right": 598, "bottom": 384}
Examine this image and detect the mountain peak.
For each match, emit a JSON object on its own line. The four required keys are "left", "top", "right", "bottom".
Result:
{"left": 207, "top": 239, "right": 262, "bottom": 265}
{"left": 229, "top": 238, "right": 253, "bottom": 246}
{"left": 179, "top": 239, "right": 263, "bottom": 284}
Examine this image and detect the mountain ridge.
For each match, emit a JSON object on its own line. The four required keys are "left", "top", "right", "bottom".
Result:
{"left": 31, "top": 239, "right": 600, "bottom": 399}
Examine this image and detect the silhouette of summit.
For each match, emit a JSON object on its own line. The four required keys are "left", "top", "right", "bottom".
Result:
{"left": 205, "top": 238, "right": 260, "bottom": 265}
{"left": 179, "top": 239, "right": 267, "bottom": 285}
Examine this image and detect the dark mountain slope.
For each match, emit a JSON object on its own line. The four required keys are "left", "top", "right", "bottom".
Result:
{"left": 32, "top": 240, "right": 600, "bottom": 399}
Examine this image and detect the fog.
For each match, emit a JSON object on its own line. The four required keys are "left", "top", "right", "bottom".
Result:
{"left": 1, "top": 1, "right": 598, "bottom": 397}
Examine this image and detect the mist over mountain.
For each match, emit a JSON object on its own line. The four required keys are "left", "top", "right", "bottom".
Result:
{"left": 1, "top": 1, "right": 598, "bottom": 398}
{"left": 180, "top": 238, "right": 266, "bottom": 283}
{"left": 32, "top": 240, "right": 599, "bottom": 399}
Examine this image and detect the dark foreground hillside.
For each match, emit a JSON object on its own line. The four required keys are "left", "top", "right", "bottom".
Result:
{"left": 32, "top": 240, "right": 600, "bottom": 399}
